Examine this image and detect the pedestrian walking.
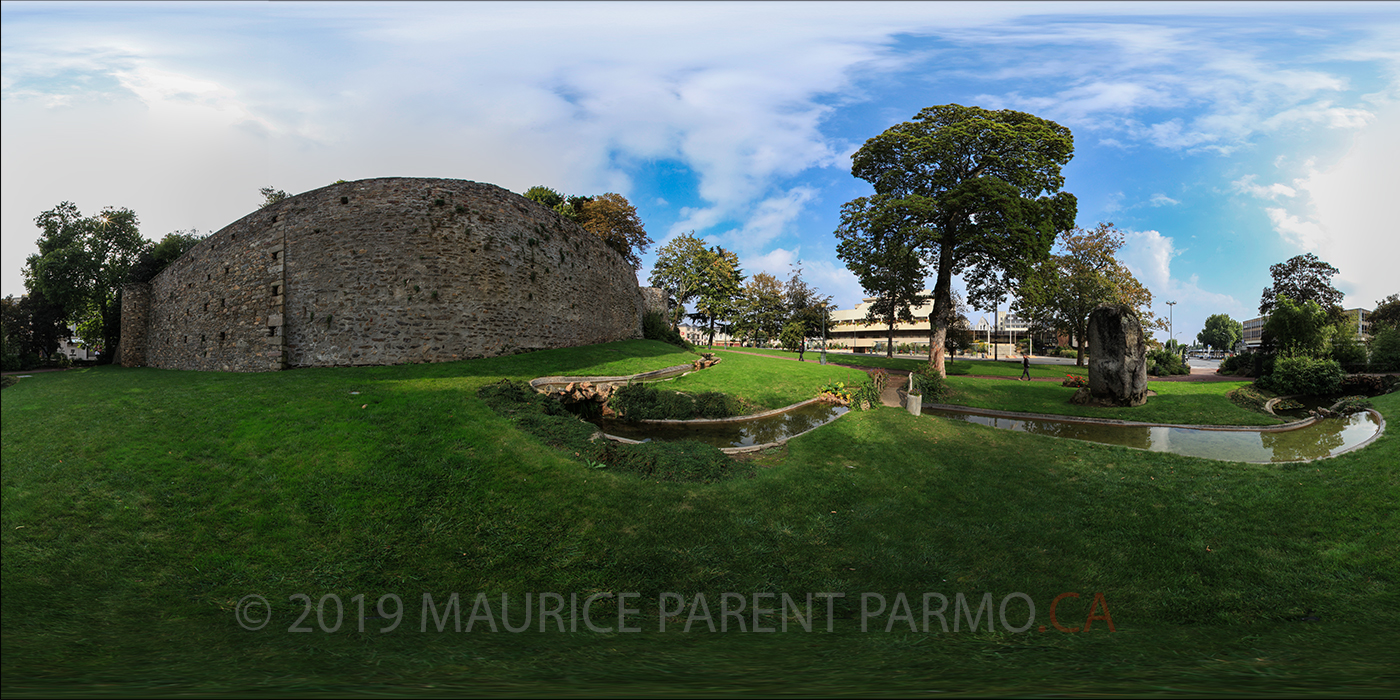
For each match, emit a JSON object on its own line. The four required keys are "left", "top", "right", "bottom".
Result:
{"left": 1020, "top": 353, "right": 1031, "bottom": 381}
{"left": 799, "top": 340, "right": 805, "bottom": 362}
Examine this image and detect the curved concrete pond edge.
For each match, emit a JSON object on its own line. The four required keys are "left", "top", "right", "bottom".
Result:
{"left": 597, "top": 397, "right": 850, "bottom": 454}
{"left": 912, "top": 398, "right": 1385, "bottom": 463}
{"left": 529, "top": 362, "right": 706, "bottom": 393}
{"left": 530, "top": 359, "right": 848, "bottom": 455}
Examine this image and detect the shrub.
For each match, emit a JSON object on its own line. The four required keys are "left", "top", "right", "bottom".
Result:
{"left": 608, "top": 382, "right": 746, "bottom": 421}
{"left": 1227, "top": 385, "right": 1272, "bottom": 413}
{"left": 1330, "top": 333, "right": 1369, "bottom": 373}
{"left": 1, "top": 375, "right": 17, "bottom": 390}
{"left": 1, "top": 353, "right": 20, "bottom": 372}
{"left": 1062, "top": 374, "right": 1088, "bottom": 388}
{"left": 1258, "top": 356, "right": 1344, "bottom": 396}
{"left": 1221, "top": 351, "right": 1274, "bottom": 378}
{"left": 476, "top": 380, "right": 748, "bottom": 483}
{"left": 1146, "top": 348, "right": 1189, "bottom": 376}
{"left": 642, "top": 310, "right": 694, "bottom": 350}
{"left": 850, "top": 380, "right": 882, "bottom": 410}
{"left": 1370, "top": 328, "right": 1400, "bottom": 372}
{"left": 910, "top": 366, "right": 949, "bottom": 400}
{"left": 1332, "top": 395, "right": 1373, "bottom": 416}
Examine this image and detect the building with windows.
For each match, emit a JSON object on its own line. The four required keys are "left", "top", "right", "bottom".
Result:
{"left": 1241, "top": 307, "right": 1372, "bottom": 350}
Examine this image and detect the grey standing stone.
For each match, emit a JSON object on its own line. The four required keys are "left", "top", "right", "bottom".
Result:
{"left": 1071, "top": 303, "right": 1148, "bottom": 407}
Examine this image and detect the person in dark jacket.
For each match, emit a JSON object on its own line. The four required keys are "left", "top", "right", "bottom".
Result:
{"left": 1020, "top": 354, "right": 1031, "bottom": 381}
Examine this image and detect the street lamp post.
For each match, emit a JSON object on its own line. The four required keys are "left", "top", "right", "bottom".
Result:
{"left": 1165, "top": 300, "right": 1177, "bottom": 356}
{"left": 820, "top": 305, "right": 828, "bottom": 365}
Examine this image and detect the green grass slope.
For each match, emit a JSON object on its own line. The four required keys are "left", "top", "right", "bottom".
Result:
{"left": 2, "top": 340, "right": 1396, "bottom": 696}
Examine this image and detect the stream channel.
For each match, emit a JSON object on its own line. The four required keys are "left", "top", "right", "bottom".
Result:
{"left": 924, "top": 406, "right": 1382, "bottom": 463}
{"left": 590, "top": 401, "right": 849, "bottom": 451}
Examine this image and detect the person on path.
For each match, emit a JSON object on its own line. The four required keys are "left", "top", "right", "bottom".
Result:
{"left": 799, "top": 340, "right": 806, "bottom": 362}
{"left": 1020, "top": 353, "right": 1031, "bottom": 381}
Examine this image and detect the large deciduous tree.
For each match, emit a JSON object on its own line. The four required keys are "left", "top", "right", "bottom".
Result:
{"left": 783, "top": 265, "right": 833, "bottom": 343}
{"left": 1197, "top": 313, "right": 1243, "bottom": 353}
{"left": 836, "top": 104, "right": 1077, "bottom": 375}
{"left": 1, "top": 291, "right": 68, "bottom": 365}
{"left": 576, "top": 193, "right": 653, "bottom": 270}
{"left": 1265, "top": 295, "right": 1333, "bottom": 358}
{"left": 835, "top": 200, "right": 927, "bottom": 358}
{"left": 1369, "top": 293, "right": 1400, "bottom": 334}
{"left": 128, "top": 229, "right": 206, "bottom": 284}
{"left": 688, "top": 246, "right": 744, "bottom": 349}
{"left": 1013, "top": 223, "right": 1159, "bottom": 366}
{"left": 24, "top": 202, "right": 146, "bottom": 362}
{"left": 649, "top": 232, "right": 712, "bottom": 330}
{"left": 1259, "top": 253, "right": 1343, "bottom": 318}
{"left": 733, "top": 271, "right": 786, "bottom": 346}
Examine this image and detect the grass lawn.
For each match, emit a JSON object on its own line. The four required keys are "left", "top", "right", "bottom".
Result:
{"left": 938, "top": 376, "right": 1287, "bottom": 426}
{"left": 714, "top": 346, "right": 1087, "bottom": 378}
{"left": 3, "top": 340, "right": 1396, "bottom": 697}
{"left": 661, "top": 350, "right": 867, "bottom": 409}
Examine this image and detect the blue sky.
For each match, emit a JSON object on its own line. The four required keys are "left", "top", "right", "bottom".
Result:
{"left": 3, "top": 1, "right": 1397, "bottom": 343}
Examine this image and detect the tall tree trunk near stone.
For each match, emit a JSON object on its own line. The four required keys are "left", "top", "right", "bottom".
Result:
{"left": 926, "top": 242, "right": 955, "bottom": 378}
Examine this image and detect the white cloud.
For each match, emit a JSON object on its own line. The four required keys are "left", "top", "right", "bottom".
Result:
{"left": 1148, "top": 193, "right": 1180, "bottom": 207}
{"left": 1278, "top": 103, "right": 1400, "bottom": 308}
{"left": 1120, "top": 228, "right": 1246, "bottom": 340}
{"left": 1232, "top": 174, "right": 1298, "bottom": 200}
{"left": 1264, "top": 207, "right": 1327, "bottom": 250}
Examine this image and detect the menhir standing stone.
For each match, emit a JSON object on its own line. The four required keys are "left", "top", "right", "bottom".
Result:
{"left": 1071, "top": 303, "right": 1148, "bottom": 407}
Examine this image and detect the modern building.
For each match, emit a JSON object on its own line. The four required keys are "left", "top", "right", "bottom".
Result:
{"left": 1241, "top": 307, "right": 1372, "bottom": 350}
{"left": 825, "top": 294, "right": 1042, "bottom": 355}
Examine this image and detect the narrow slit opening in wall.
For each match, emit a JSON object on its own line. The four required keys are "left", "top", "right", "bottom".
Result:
{"left": 219, "top": 332, "right": 226, "bottom": 342}
{"left": 272, "top": 251, "right": 280, "bottom": 262}
{"left": 272, "top": 285, "right": 281, "bottom": 296}
{"left": 268, "top": 326, "right": 278, "bottom": 337}
{"left": 221, "top": 298, "right": 226, "bottom": 308}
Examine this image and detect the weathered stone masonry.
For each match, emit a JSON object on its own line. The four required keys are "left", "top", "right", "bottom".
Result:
{"left": 120, "top": 178, "right": 645, "bottom": 371}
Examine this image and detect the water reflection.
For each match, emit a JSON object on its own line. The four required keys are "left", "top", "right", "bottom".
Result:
{"left": 593, "top": 402, "right": 849, "bottom": 449}
{"left": 933, "top": 409, "right": 1378, "bottom": 463}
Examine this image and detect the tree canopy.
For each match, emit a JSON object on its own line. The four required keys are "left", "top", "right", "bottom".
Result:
{"left": 259, "top": 186, "right": 289, "bottom": 208}
{"left": 686, "top": 246, "right": 744, "bottom": 348}
{"left": 1197, "top": 313, "right": 1243, "bottom": 353}
{"left": 1013, "top": 222, "right": 1158, "bottom": 366}
{"left": 1259, "top": 253, "right": 1342, "bottom": 317}
{"left": 649, "top": 232, "right": 712, "bottom": 330}
{"left": 24, "top": 202, "right": 146, "bottom": 360}
{"left": 836, "top": 104, "right": 1077, "bottom": 375}
{"left": 1369, "top": 293, "right": 1400, "bottom": 334}
{"left": 783, "top": 265, "right": 833, "bottom": 343}
{"left": 1265, "top": 295, "right": 1333, "bottom": 358}
{"left": 128, "top": 230, "right": 206, "bottom": 284}
{"left": 524, "top": 186, "right": 652, "bottom": 270}
{"left": 732, "top": 271, "right": 786, "bottom": 346}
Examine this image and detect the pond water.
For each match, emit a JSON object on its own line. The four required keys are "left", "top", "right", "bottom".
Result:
{"left": 927, "top": 408, "right": 1380, "bottom": 463}
{"left": 592, "top": 401, "right": 849, "bottom": 450}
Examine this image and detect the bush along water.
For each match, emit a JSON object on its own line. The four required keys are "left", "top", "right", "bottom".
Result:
{"left": 1257, "top": 356, "right": 1345, "bottom": 396}
{"left": 476, "top": 380, "right": 750, "bottom": 483}
{"left": 608, "top": 382, "right": 750, "bottom": 421}
{"left": 642, "top": 309, "right": 695, "bottom": 351}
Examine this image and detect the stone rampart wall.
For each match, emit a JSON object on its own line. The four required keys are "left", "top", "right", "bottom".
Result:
{"left": 123, "top": 178, "right": 643, "bottom": 371}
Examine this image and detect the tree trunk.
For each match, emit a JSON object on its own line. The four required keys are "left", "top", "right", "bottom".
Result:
{"left": 886, "top": 317, "right": 895, "bottom": 358}
{"left": 927, "top": 240, "right": 955, "bottom": 378}
{"left": 1074, "top": 320, "right": 1086, "bottom": 366}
